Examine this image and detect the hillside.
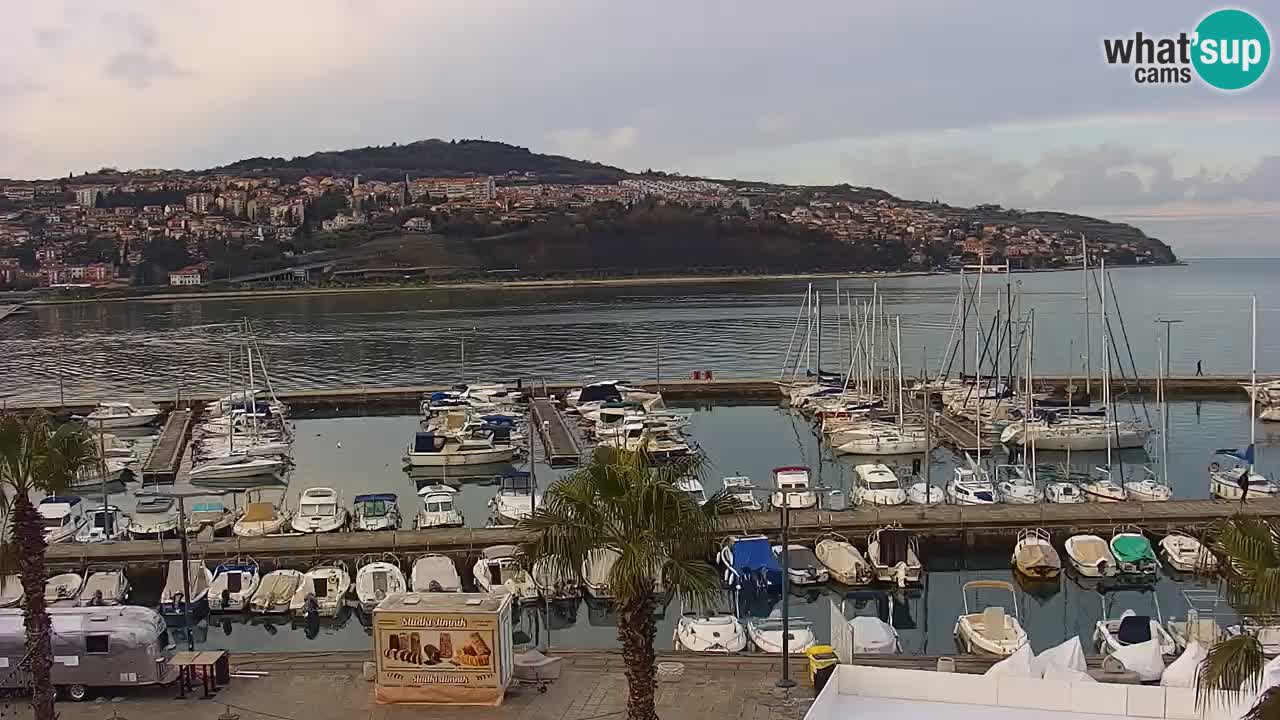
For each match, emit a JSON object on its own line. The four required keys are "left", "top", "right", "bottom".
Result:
{"left": 218, "top": 139, "right": 629, "bottom": 184}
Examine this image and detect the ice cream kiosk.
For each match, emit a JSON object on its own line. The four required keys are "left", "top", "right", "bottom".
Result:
{"left": 373, "top": 592, "right": 514, "bottom": 705}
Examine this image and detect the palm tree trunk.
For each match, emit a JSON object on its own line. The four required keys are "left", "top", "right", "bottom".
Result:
{"left": 617, "top": 592, "right": 658, "bottom": 720}
{"left": 13, "top": 493, "right": 56, "bottom": 719}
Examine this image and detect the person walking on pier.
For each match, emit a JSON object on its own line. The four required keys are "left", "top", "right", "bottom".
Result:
{"left": 1239, "top": 469, "right": 1251, "bottom": 508}
{"left": 1196, "top": 360, "right": 1204, "bottom": 376}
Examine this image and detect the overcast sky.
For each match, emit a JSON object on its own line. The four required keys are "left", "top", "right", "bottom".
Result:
{"left": 2, "top": 1, "right": 1277, "bottom": 256}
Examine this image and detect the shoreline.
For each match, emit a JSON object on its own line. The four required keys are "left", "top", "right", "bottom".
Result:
{"left": 18, "top": 262, "right": 1183, "bottom": 306}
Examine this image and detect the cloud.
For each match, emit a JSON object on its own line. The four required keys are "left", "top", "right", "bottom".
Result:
{"left": 99, "top": 11, "right": 184, "bottom": 89}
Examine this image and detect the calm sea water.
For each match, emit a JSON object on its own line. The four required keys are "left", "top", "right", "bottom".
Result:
{"left": 3, "top": 260, "right": 1280, "bottom": 406}
{"left": 97, "top": 400, "right": 1274, "bottom": 655}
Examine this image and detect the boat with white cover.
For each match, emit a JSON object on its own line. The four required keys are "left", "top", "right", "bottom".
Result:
{"left": 289, "top": 561, "right": 352, "bottom": 617}
{"left": 74, "top": 506, "right": 128, "bottom": 543}
{"left": 532, "top": 557, "right": 580, "bottom": 602}
{"left": 38, "top": 496, "right": 86, "bottom": 545}
{"left": 866, "top": 525, "right": 922, "bottom": 587}
{"left": 77, "top": 570, "right": 128, "bottom": 606}
{"left": 159, "top": 560, "right": 213, "bottom": 622}
{"left": 189, "top": 454, "right": 284, "bottom": 482}
{"left": 722, "top": 475, "right": 762, "bottom": 512}
{"left": 1011, "top": 528, "right": 1060, "bottom": 580}
{"left": 853, "top": 464, "right": 906, "bottom": 506}
{"left": 770, "top": 466, "right": 817, "bottom": 510}
{"left": 411, "top": 554, "right": 462, "bottom": 592}
{"left": 838, "top": 591, "right": 900, "bottom": 653}
{"left": 415, "top": 485, "right": 464, "bottom": 528}
{"left": 250, "top": 569, "right": 304, "bottom": 614}
{"left": 583, "top": 549, "right": 621, "bottom": 599}
{"left": 473, "top": 545, "right": 537, "bottom": 602}
{"left": 1159, "top": 531, "right": 1218, "bottom": 574}
{"left": 905, "top": 477, "right": 945, "bottom": 505}
{"left": 1094, "top": 596, "right": 1178, "bottom": 657}
{"left": 290, "top": 487, "right": 347, "bottom": 534}
{"left": 79, "top": 402, "right": 162, "bottom": 428}
{"left": 773, "top": 544, "right": 829, "bottom": 585}
{"left": 675, "top": 612, "right": 747, "bottom": 653}
{"left": 815, "top": 533, "right": 872, "bottom": 586}
{"left": 954, "top": 580, "right": 1028, "bottom": 656}
{"left": 748, "top": 611, "right": 815, "bottom": 655}
{"left": 208, "top": 558, "right": 261, "bottom": 612}
{"left": 1063, "top": 534, "right": 1117, "bottom": 578}
{"left": 45, "top": 573, "right": 85, "bottom": 607}
{"left": 233, "top": 501, "right": 291, "bottom": 537}
{"left": 355, "top": 555, "right": 407, "bottom": 610}
{"left": 127, "top": 496, "right": 180, "bottom": 539}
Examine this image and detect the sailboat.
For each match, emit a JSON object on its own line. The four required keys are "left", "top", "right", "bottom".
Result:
{"left": 1210, "top": 297, "right": 1279, "bottom": 500}
{"left": 1126, "top": 351, "right": 1172, "bottom": 501}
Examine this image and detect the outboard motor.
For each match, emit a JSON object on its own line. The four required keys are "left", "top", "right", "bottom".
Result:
{"left": 303, "top": 592, "right": 320, "bottom": 620}
{"left": 221, "top": 588, "right": 232, "bottom": 611}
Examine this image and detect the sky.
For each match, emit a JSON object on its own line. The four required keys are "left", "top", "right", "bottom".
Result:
{"left": 2, "top": 1, "right": 1278, "bottom": 257}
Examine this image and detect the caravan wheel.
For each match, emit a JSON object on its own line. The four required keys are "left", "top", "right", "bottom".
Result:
{"left": 64, "top": 684, "right": 89, "bottom": 701}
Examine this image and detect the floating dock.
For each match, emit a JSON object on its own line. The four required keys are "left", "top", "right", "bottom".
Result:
{"left": 531, "top": 396, "right": 581, "bottom": 466}
{"left": 140, "top": 409, "right": 193, "bottom": 484}
{"left": 0, "top": 304, "right": 24, "bottom": 324}
{"left": 45, "top": 496, "right": 1277, "bottom": 570}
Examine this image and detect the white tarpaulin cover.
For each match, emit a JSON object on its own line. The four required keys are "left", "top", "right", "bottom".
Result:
{"left": 984, "top": 643, "right": 1034, "bottom": 677}
{"left": 1161, "top": 641, "right": 1207, "bottom": 688}
{"left": 1111, "top": 638, "right": 1166, "bottom": 682}
{"left": 1034, "top": 637, "right": 1092, "bottom": 683}
{"left": 848, "top": 616, "right": 897, "bottom": 654}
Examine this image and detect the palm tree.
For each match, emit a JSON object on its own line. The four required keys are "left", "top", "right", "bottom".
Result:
{"left": 0, "top": 412, "right": 97, "bottom": 720}
{"left": 1198, "top": 514, "right": 1280, "bottom": 719}
{"left": 518, "top": 448, "right": 731, "bottom": 720}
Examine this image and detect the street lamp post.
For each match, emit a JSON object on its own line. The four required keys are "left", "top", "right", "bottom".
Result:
{"left": 1155, "top": 318, "right": 1183, "bottom": 377}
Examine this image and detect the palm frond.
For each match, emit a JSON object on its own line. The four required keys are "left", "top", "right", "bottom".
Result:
{"left": 1198, "top": 632, "right": 1267, "bottom": 708}
{"left": 1243, "top": 687, "right": 1280, "bottom": 720}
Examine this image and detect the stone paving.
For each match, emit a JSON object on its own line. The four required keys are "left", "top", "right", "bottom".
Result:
{"left": 11, "top": 656, "right": 816, "bottom": 720}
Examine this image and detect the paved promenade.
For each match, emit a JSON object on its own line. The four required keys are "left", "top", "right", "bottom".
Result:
{"left": 43, "top": 653, "right": 817, "bottom": 720}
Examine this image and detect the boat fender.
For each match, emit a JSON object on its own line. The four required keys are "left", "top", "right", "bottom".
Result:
{"left": 1209, "top": 462, "right": 1220, "bottom": 473}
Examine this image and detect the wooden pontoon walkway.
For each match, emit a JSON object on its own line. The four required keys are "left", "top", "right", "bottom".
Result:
{"left": 140, "top": 409, "right": 192, "bottom": 483}
{"left": 45, "top": 496, "right": 1278, "bottom": 569}
{"left": 531, "top": 396, "right": 580, "bottom": 466}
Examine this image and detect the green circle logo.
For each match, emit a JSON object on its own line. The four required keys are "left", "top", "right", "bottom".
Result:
{"left": 1192, "top": 9, "right": 1270, "bottom": 90}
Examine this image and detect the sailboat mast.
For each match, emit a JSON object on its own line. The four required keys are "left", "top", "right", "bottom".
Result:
{"left": 1251, "top": 294, "right": 1258, "bottom": 472}
{"left": 1160, "top": 350, "right": 1170, "bottom": 489}
{"left": 1082, "top": 235, "right": 1092, "bottom": 396}
{"left": 780, "top": 289, "right": 808, "bottom": 381}
{"left": 895, "top": 316, "right": 904, "bottom": 430}
{"left": 960, "top": 267, "right": 968, "bottom": 378}
{"left": 816, "top": 291, "right": 823, "bottom": 378}
{"left": 1023, "top": 310, "right": 1034, "bottom": 478}
{"left": 1103, "top": 259, "right": 1112, "bottom": 470}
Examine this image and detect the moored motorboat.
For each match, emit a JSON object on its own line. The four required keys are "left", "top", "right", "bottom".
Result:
{"left": 411, "top": 554, "right": 462, "bottom": 592}
{"left": 838, "top": 590, "right": 901, "bottom": 654}
{"left": 1159, "top": 531, "right": 1218, "bottom": 574}
{"left": 472, "top": 545, "right": 538, "bottom": 602}
{"left": 675, "top": 612, "right": 747, "bottom": 653}
{"left": 45, "top": 573, "right": 85, "bottom": 607}
{"left": 415, "top": 485, "right": 464, "bottom": 529}
{"left": 127, "top": 496, "right": 180, "bottom": 539}
{"left": 77, "top": 569, "right": 129, "bottom": 606}
{"left": 185, "top": 501, "right": 238, "bottom": 537}
{"left": 866, "top": 525, "right": 922, "bottom": 587}
{"left": 75, "top": 505, "right": 129, "bottom": 543}
{"left": 748, "top": 611, "right": 815, "bottom": 655}
{"left": 404, "top": 431, "right": 517, "bottom": 467}
{"left": 159, "top": 560, "right": 213, "bottom": 623}
{"left": 1110, "top": 525, "right": 1159, "bottom": 577}
{"left": 78, "top": 402, "right": 162, "bottom": 428}
{"left": 351, "top": 493, "right": 402, "bottom": 531}
{"left": 1082, "top": 466, "right": 1126, "bottom": 503}
{"left": 718, "top": 535, "right": 782, "bottom": 591}
{"left": 189, "top": 454, "right": 285, "bottom": 482}
{"left": 1011, "top": 528, "right": 1061, "bottom": 580}
{"left": 675, "top": 476, "right": 707, "bottom": 506}
{"left": 290, "top": 487, "right": 347, "bottom": 534}
{"left": 906, "top": 478, "right": 945, "bottom": 505}
{"left": 355, "top": 555, "right": 407, "bottom": 610}
{"left": 583, "top": 548, "right": 621, "bottom": 600}
{"left": 1063, "top": 534, "right": 1117, "bottom": 578}
{"left": 233, "top": 500, "right": 291, "bottom": 537}
{"left": 954, "top": 580, "right": 1028, "bottom": 656}
{"left": 1094, "top": 604, "right": 1178, "bottom": 658}
{"left": 490, "top": 472, "right": 541, "bottom": 525}
{"left": 771, "top": 466, "right": 817, "bottom": 509}
{"left": 1043, "top": 480, "right": 1086, "bottom": 504}
{"left": 853, "top": 464, "right": 906, "bottom": 506}
{"left": 946, "top": 466, "right": 996, "bottom": 505}
{"left": 208, "top": 558, "right": 261, "bottom": 612}
{"left": 722, "top": 475, "right": 763, "bottom": 512}
{"left": 532, "top": 557, "right": 580, "bottom": 602}
{"left": 250, "top": 569, "right": 304, "bottom": 614}
{"left": 815, "top": 533, "right": 872, "bottom": 586}
{"left": 289, "top": 561, "right": 352, "bottom": 617}
{"left": 773, "top": 544, "right": 828, "bottom": 585}
{"left": 38, "top": 496, "right": 86, "bottom": 544}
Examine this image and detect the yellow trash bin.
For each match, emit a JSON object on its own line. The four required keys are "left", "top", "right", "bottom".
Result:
{"left": 806, "top": 645, "right": 839, "bottom": 689}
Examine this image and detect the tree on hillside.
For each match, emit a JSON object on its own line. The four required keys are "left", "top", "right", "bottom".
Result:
{"left": 0, "top": 413, "right": 98, "bottom": 716}
{"left": 518, "top": 449, "right": 732, "bottom": 720}
{"left": 1198, "top": 514, "right": 1280, "bottom": 717}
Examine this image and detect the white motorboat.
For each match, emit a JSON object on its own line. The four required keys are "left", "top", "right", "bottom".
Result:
{"left": 719, "top": 535, "right": 783, "bottom": 590}
{"left": 208, "top": 558, "right": 261, "bottom": 612}
{"left": 77, "top": 570, "right": 128, "bottom": 606}
{"left": 45, "top": 573, "right": 85, "bottom": 607}
{"left": 906, "top": 479, "right": 945, "bottom": 505}
{"left": 79, "top": 402, "right": 162, "bottom": 428}
{"left": 839, "top": 591, "right": 900, "bottom": 654}
{"left": 411, "top": 554, "right": 462, "bottom": 592}
{"left": 1095, "top": 605, "right": 1178, "bottom": 658}
{"left": 75, "top": 506, "right": 128, "bottom": 543}
{"left": 233, "top": 501, "right": 291, "bottom": 537}
{"left": 853, "top": 464, "right": 906, "bottom": 506}
{"left": 415, "top": 485, "right": 464, "bottom": 529}
{"left": 815, "top": 533, "right": 872, "bottom": 586}
{"left": 771, "top": 466, "right": 818, "bottom": 510}
{"left": 250, "top": 569, "right": 305, "bottom": 614}
{"left": 189, "top": 455, "right": 285, "bottom": 482}
{"left": 490, "top": 472, "right": 542, "bottom": 525}
{"left": 583, "top": 548, "right": 621, "bottom": 599}
{"left": 351, "top": 493, "right": 402, "bottom": 531}
{"left": 1063, "top": 534, "right": 1118, "bottom": 577}
{"left": 37, "top": 496, "right": 86, "bottom": 544}
{"left": 159, "top": 560, "right": 213, "bottom": 622}
{"left": 355, "top": 556, "right": 407, "bottom": 610}
{"left": 67, "top": 457, "right": 133, "bottom": 490}
{"left": 1083, "top": 466, "right": 1126, "bottom": 503}
{"left": 532, "top": 557, "right": 580, "bottom": 602}
{"left": 1011, "top": 528, "right": 1061, "bottom": 580}
{"left": 1123, "top": 468, "right": 1172, "bottom": 501}
{"left": 946, "top": 466, "right": 996, "bottom": 505}
{"left": 473, "top": 545, "right": 538, "bottom": 602}
{"left": 773, "top": 544, "right": 828, "bottom": 585}
{"left": 290, "top": 487, "right": 347, "bottom": 534}
{"left": 675, "top": 476, "right": 707, "bottom": 506}
{"left": 866, "top": 525, "right": 922, "bottom": 587}
{"left": 290, "top": 561, "right": 352, "bottom": 617}
{"left": 127, "top": 496, "right": 180, "bottom": 539}
{"left": 954, "top": 580, "right": 1028, "bottom": 656}
{"left": 185, "top": 501, "right": 238, "bottom": 537}
{"left": 675, "top": 612, "right": 747, "bottom": 653}
{"left": 993, "top": 465, "right": 1038, "bottom": 505}
{"left": 1209, "top": 452, "right": 1279, "bottom": 500}
{"left": 404, "top": 431, "right": 517, "bottom": 467}
{"left": 1159, "top": 531, "right": 1218, "bottom": 574}
{"left": 836, "top": 430, "right": 929, "bottom": 456}
{"left": 722, "top": 475, "right": 762, "bottom": 512}
{"left": 999, "top": 417, "right": 1147, "bottom": 451}
{"left": 1043, "top": 480, "right": 1086, "bottom": 504}
{"left": 748, "top": 611, "right": 815, "bottom": 655}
